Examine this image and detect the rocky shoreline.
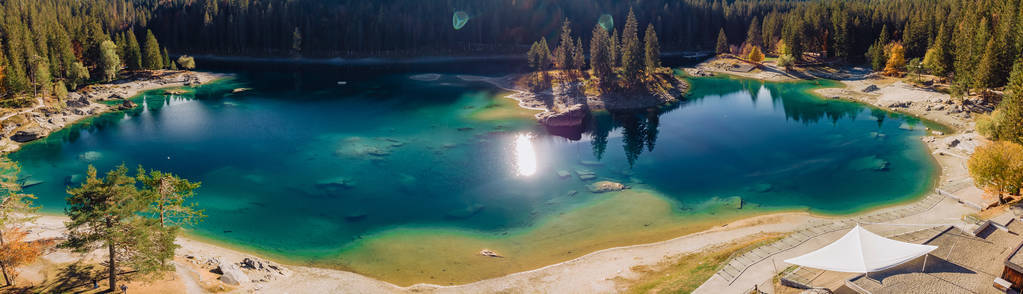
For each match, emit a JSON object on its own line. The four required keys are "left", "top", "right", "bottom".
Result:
{"left": 0, "top": 70, "right": 227, "bottom": 153}
{"left": 463, "top": 71, "right": 688, "bottom": 131}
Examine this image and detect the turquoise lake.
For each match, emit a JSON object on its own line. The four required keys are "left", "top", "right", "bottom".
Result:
{"left": 9, "top": 59, "right": 938, "bottom": 284}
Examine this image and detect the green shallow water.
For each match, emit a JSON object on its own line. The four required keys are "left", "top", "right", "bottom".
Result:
{"left": 8, "top": 61, "right": 938, "bottom": 285}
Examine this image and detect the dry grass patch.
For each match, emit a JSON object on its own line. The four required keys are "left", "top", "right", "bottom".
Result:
{"left": 617, "top": 232, "right": 787, "bottom": 294}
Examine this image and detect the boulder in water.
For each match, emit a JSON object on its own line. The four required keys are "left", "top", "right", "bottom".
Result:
{"left": 117, "top": 99, "right": 137, "bottom": 110}
{"left": 588, "top": 181, "right": 628, "bottom": 193}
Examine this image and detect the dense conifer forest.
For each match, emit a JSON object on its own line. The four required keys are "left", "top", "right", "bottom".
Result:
{"left": 2, "top": 0, "right": 1023, "bottom": 100}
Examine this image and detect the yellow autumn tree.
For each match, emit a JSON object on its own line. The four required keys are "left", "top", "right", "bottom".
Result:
{"left": 0, "top": 229, "right": 49, "bottom": 286}
{"left": 968, "top": 141, "right": 1023, "bottom": 204}
{"left": 747, "top": 46, "right": 765, "bottom": 64}
{"left": 883, "top": 43, "right": 906, "bottom": 77}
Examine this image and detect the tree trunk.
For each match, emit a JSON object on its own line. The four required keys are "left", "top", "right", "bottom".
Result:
{"left": 107, "top": 219, "right": 117, "bottom": 292}
{"left": 0, "top": 228, "right": 10, "bottom": 287}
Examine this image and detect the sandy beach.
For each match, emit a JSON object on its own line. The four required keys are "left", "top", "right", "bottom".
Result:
{"left": 7, "top": 61, "right": 990, "bottom": 293}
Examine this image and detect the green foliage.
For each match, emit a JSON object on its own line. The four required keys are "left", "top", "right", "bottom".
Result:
{"left": 572, "top": 38, "right": 586, "bottom": 70}
{"left": 867, "top": 25, "right": 889, "bottom": 71}
{"left": 555, "top": 19, "right": 574, "bottom": 70}
{"left": 994, "top": 60, "right": 1023, "bottom": 144}
{"left": 590, "top": 24, "right": 612, "bottom": 84}
{"left": 777, "top": 53, "right": 796, "bottom": 70}
{"left": 716, "top": 28, "right": 729, "bottom": 54}
{"left": 53, "top": 81, "right": 68, "bottom": 101}
{"left": 621, "top": 8, "right": 642, "bottom": 86}
{"left": 609, "top": 29, "right": 620, "bottom": 68}
{"left": 68, "top": 62, "right": 89, "bottom": 90}
{"left": 162, "top": 48, "right": 171, "bottom": 70}
{"left": 124, "top": 30, "right": 142, "bottom": 70}
{"left": 99, "top": 40, "right": 120, "bottom": 82}
{"left": 745, "top": 16, "right": 762, "bottom": 49}
{"left": 65, "top": 165, "right": 202, "bottom": 291}
{"left": 143, "top": 30, "right": 163, "bottom": 70}
{"left": 644, "top": 24, "right": 661, "bottom": 72}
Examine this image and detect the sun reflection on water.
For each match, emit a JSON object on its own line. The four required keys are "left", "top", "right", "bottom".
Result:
{"left": 514, "top": 133, "right": 537, "bottom": 176}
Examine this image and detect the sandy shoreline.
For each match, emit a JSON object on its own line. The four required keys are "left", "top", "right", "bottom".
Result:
{"left": 9, "top": 61, "right": 988, "bottom": 293}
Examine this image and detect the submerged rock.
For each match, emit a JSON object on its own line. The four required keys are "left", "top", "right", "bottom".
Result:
{"left": 64, "top": 174, "right": 84, "bottom": 186}
{"left": 848, "top": 155, "right": 890, "bottom": 171}
{"left": 556, "top": 170, "right": 571, "bottom": 179}
{"left": 575, "top": 169, "right": 596, "bottom": 181}
{"left": 588, "top": 181, "right": 628, "bottom": 193}
{"left": 445, "top": 204, "right": 485, "bottom": 219}
{"left": 315, "top": 177, "right": 356, "bottom": 190}
{"left": 78, "top": 151, "right": 102, "bottom": 162}
{"left": 344, "top": 213, "right": 368, "bottom": 222}
{"left": 749, "top": 183, "right": 773, "bottom": 193}
{"left": 724, "top": 196, "right": 743, "bottom": 209}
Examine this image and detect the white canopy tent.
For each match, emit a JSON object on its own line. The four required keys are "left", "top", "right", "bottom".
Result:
{"left": 784, "top": 225, "right": 938, "bottom": 273}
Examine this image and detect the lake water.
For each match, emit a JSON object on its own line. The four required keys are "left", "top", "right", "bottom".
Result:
{"left": 11, "top": 59, "right": 938, "bottom": 285}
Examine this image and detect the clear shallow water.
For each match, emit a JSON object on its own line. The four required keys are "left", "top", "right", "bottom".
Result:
{"left": 10, "top": 60, "right": 938, "bottom": 284}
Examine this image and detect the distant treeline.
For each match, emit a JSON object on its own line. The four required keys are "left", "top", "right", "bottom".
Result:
{"left": 2, "top": 0, "right": 1023, "bottom": 99}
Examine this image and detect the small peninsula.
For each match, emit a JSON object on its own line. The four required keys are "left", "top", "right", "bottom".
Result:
{"left": 512, "top": 12, "right": 689, "bottom": 131}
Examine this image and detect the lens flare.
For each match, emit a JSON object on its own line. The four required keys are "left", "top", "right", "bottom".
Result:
{"left": 514, "top": 133, "right": 537, "bottom": 176}
{"left": 598, "top": 14, "right": 614, "bottom": 31}
{"left": 453, "top": 11, "right": 470, "bottom": 30}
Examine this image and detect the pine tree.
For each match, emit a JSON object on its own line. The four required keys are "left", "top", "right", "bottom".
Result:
{"left": 997, "top": 59, "right": 1023, "bottom": 144}
{"left": 746, "top": 17, "right": 762, "bottom": 48}
{"left": 621, "top": 8, "right": 642, "bottom": 86}
{"left": 867, "top": 25, "right": 890, "bottom": 71}
{"left": 125, "top": 30, "right": 142, "bottom": 70}
{"left": 137, "top": 167, "right": 204, "bottom": 229}
{"left": 162, "top": 48, "right": 171, "bottom": 70}
{"left": 572, "top": 38, "right": 585, "bottom": 70}
{"left": 716, "top": 28, "right": 729, "bottom": 54}
{"left": 65, "top": 165, "right": 172, "bottom": 292}
{"left": 291, "top": 27, "right": 303, "bottom": 57}
{"left": 99, "top": 41, "right": 120, "bottom": 82}
{"left": 590, "top": 24, "right": 612, "bottom": 84}
{"left": 555, "top": 19, "right": 573, "bottom": 69}
{"left": 609, "top": 29, "right": 620, "bottom": 68}
{"left": 923, "top": 22, "right": 952, "bottom": 76}
{"left": 976, "top": 39, "right": 1000, "bottom": 89}
{"left": 29, "top": 56, "right": 51, "bottom": 98}
{"left": 644, "top": 24, "right": 660, "bottom": 72}
{"left": 143, "top": 30, "right": 163, "bottom": 70}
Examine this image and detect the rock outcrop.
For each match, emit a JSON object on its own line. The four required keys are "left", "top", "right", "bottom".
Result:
{"left": 10, "top": 126, "right": 45, "bottom": 142}
{"left": 537, "top": 104, "right": 587, "bottom": 127}
{"left": 218, "top": 263, "right": 249, "bottom": 285}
